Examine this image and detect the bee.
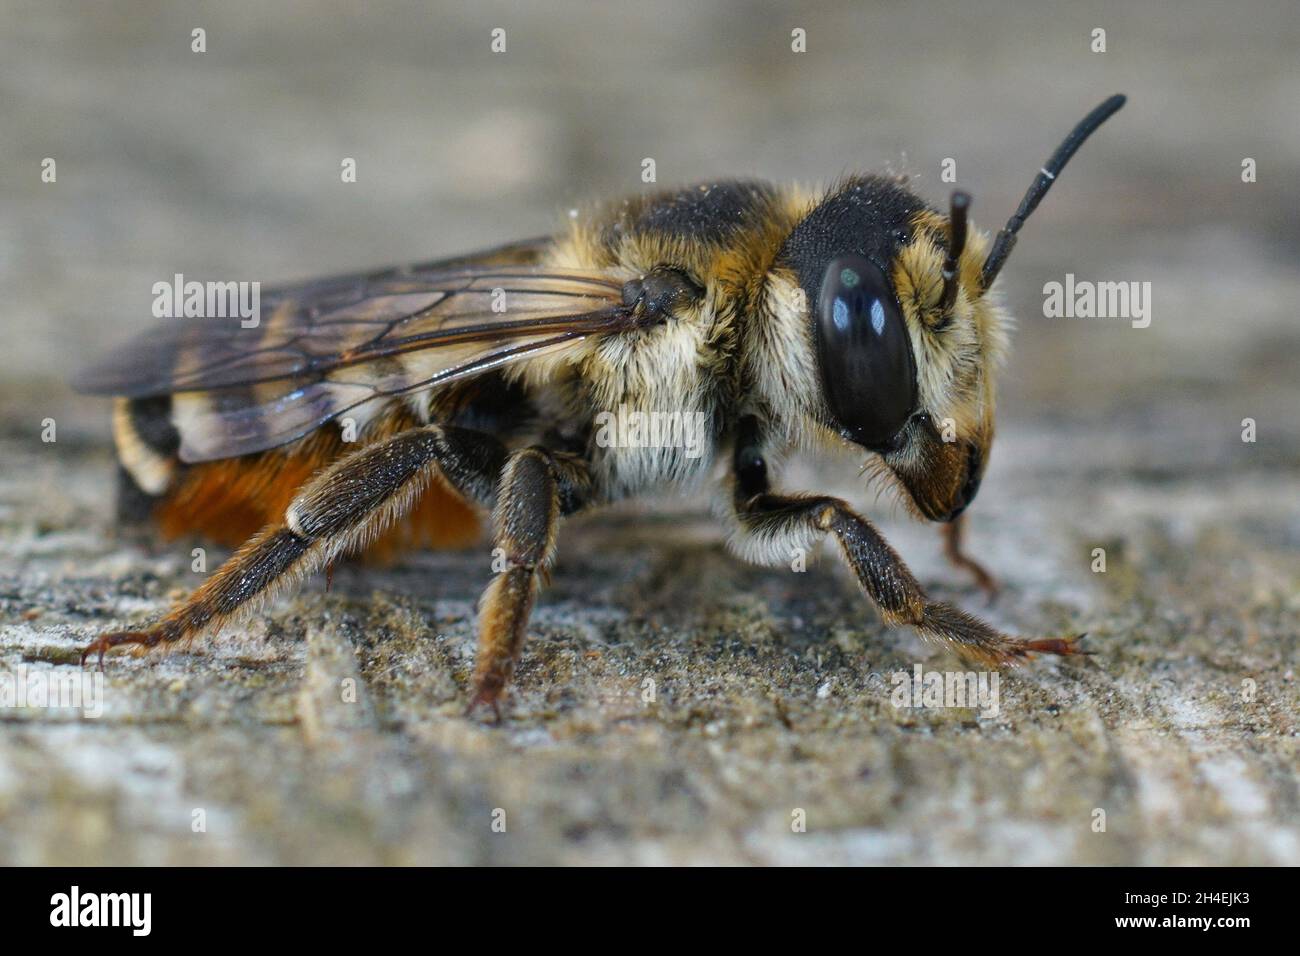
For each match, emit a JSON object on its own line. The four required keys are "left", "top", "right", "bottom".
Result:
{"left": 75, "top": 95, "right": 1126, "bottom": 717}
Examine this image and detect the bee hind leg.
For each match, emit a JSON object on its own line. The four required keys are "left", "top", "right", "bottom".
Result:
{"left": 79, "top": 425, "right": 470, "bottom": 669}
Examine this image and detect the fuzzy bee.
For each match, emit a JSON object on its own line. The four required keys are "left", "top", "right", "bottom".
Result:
{"left": 75, "top": 95, "right": 1126, "bottom": 716}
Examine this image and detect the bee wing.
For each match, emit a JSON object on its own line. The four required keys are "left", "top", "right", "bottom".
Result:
{"left": 76, "top": 257, "right": 634, "bottom": 462}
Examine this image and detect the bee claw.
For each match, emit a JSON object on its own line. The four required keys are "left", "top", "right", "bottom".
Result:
{"left": 78, "top": 631, "right": 153, "bottom": 670}
{"left": 1022, "top": 633, "right": 1091, "bottom": 658}
{"left": 464, "top": 686, "right": 504, "bottom": 723}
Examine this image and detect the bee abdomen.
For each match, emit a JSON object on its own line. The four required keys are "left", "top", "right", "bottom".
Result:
{"left": 125, "top": 405, "right": 483, "bottom": 559}
{"left": 112, "top": 396, "right": 181, "bottom": 498}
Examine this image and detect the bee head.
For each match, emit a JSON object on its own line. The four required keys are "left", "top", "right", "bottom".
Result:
{"left": 869, "top": 194, "right": 1003, "bottom": 522}
{"left": 776, "top": 180, "right": 1001, "bottom": 521}
{"left": 770, "top": 95, "right": 1126, "bottom": 522}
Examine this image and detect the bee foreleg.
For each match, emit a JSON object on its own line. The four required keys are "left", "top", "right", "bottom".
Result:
{"left": 735, "top": 491, "right": 1086, "bottom": 666}
{"left": 467, "top": 446, "right": 590, "bottom": 719}
{"left": 80, "top": 426, "right": 458, "bottom": 667}
{"left": 939, "top": 514, "right": 1001, "bottom": 603}
{"left": 728, "top": 427, "right": 1084, "bottom": 667}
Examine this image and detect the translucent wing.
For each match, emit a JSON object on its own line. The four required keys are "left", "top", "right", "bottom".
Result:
{"left": 76, "top": 249, "right": 634, "bottom": 462}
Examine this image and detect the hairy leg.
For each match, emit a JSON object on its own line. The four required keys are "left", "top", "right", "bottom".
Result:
{"left": 467, "top": 446, "right": 591, "bottom": 718}
{"left": 80, "top": 425, "right": 507, "bottom": 666}
{"left": 729, "top": 421, "right": 1083, "bottom": 667}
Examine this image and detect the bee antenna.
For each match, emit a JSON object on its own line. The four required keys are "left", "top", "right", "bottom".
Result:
{"left": 938, "top": 190, "right": 971, "bottom": 314}
{"left": 979, "top": 93, "right": 1127, "bottom": 291}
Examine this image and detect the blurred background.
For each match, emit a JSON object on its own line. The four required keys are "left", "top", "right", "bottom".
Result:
{"left": 0, "top": 1, "right": 1295, "bottom": 865}
{"left": 3, "top": 0, "right": 1298, "bottom": 434}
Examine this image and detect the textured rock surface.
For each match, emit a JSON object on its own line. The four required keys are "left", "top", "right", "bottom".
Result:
{"left": 0, "top": 0, "right": 1296, "bottom": 865}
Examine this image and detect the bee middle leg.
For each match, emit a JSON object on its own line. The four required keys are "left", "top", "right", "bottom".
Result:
{"left": 466, "top": 446, "right": 591, "bottom": 719}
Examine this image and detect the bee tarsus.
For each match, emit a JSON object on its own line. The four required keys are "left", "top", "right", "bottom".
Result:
{"left": 79, "top": 630, "right": 157, "bottom": 670}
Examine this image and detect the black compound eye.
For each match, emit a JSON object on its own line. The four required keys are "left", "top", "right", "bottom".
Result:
{"left": 814, "top": 255, "right": 917, "bottom": 451}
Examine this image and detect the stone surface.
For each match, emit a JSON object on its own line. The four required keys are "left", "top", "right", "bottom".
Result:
{"left": 0, "top": 0, "right": 1295, "bottom": 865}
